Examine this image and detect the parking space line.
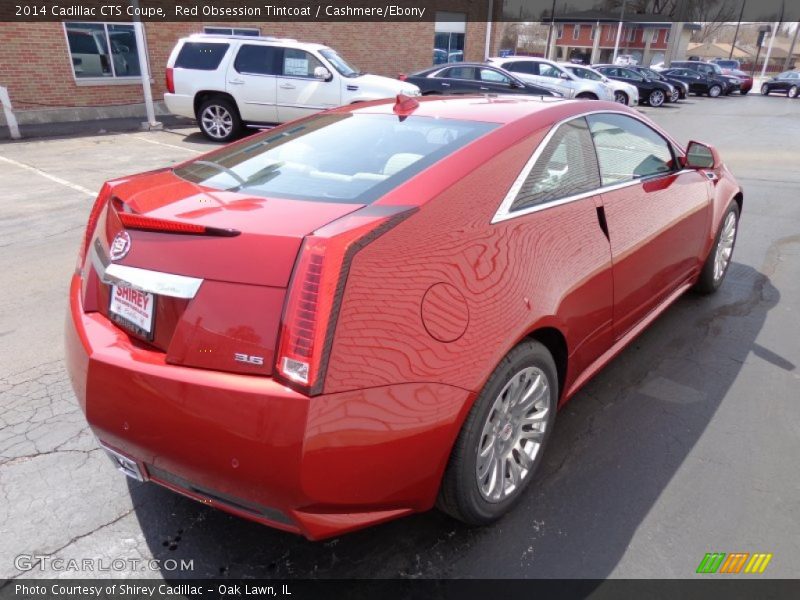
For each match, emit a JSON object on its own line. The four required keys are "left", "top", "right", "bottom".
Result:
{"left": 0, "top": 154, "right": 95, "bottom": 197}
{"left": 132, "top": 135, "right": 203, "bottom": 154}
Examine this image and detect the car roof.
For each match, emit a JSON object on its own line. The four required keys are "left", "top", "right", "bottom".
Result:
{"left": 184, "top": 33, "right": 328, "bottom": 51}
{"left": 489, "top": 56, "right": 553, "bottom": 63}
{"left": 331, "top": 94, "right": 626, "bottom": 125}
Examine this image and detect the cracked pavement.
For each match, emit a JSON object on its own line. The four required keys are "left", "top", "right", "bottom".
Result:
{"left": 1, "top": 95, "right": 799, "bottom": 580}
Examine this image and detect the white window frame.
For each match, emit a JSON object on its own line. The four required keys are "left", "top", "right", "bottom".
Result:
{"left": 627, "top": 28, "right": 637, "bottom": 43}
{"left": 556, "top": 25, "right": 564, "bottom": 40}
{"left": 663, "top": 28, "right": 670, "bottom": 44}
{"left": 573, "top": 25, "right": 580, "bottom": 40}
{"left": 590, "top": 25, "right": 596, "bottom": 41}
{"left": 63, "top": 21, "right": 147, "bottom": 86}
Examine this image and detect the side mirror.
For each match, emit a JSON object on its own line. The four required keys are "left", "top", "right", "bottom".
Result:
{"left": 314, "top": 66, "right": 332, "bottom": 81}
{"left": 509, "top": 79, "right": 524, "bottom": 89}
{"left": 559, "top": 71, "right": 570, "bottom": 79}
{"left": 684, "top": 141, "right": 720, "bottom": 169}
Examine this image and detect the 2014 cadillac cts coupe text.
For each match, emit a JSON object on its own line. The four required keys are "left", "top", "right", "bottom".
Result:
{"left": 66, "top": 95, "right": 742, "bottom": 539}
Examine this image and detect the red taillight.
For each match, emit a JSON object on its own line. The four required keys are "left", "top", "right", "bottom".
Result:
{"left": 398, "top": 73, "right": 408, "bottom": 81}
{"left": 112, "top": 199, "right": 240, "bottom": 237}
{"left": 166, "top": 67, "right": 175, "bottom": 94}
{"left": 77, "top": 182, "right": 112, "bottom": 270}
{"left": 276, "top": 206, "right": 416, "bottom": 395}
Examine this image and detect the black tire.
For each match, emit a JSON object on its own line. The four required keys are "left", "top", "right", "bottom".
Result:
{"left": 669, "top": 88, "right": 680, "bottom": 103}
{"left": 613, "top": 90, "right": 628, "bottom": 105}
{"left": 761, "top": 83, "right": 770, "bottom": 95}
{"left": 575, "top": 92, "right": 598, "bottom": 100}
{"left": 694, "top": 202, "right": 740, "bottom": 295}
{"left": 648, "top": 89, "right": 665, "bottom": 107}
{"left": 708, "top": 85, "right": 722, "bottom": 98}
{"left": 437, "top": 340, "right": 558, "bottom": 525}
{"left": 740, "top": 89, "right": 750, "bottom": 95}
{"left": 788, "top": 85, "right": 799, "bottom": 99}
{"left": 196, "top": 97, "right": 242, "bottom": 143}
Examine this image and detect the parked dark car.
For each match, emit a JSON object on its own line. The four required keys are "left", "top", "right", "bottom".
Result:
{"left": 662, "top": 68, "right": 727, "bottom": 97}
{"left": 401, "top": 63, "right": 556, "bottom": 97}
{"left": 592, "top": 65, "right": 673, "bottom": 106}
{"left": 760, "top": 70, "right": 800, "bottom": 98}
{"left": 669, "top": 61, "right": 741, "bottom": 95}
{"left": 628, "top": 65, "right": 688, "bottom": 101}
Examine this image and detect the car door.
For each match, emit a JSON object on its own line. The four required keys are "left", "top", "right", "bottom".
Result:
{"left": 275, "top": 48, "right": 340, "bottom": 122}
{"left": 433, "top": 66, "right": 481, "bottom": 94}
{"left": 587, "top": 112, "right": 711, "bottom": 339}
{"left": 535, "top": 61, "right": 575, "bottom": 97}
{"left": 227, "top": 44, "right": 279, "bottom": 123}
{"left": 476, "top": 67, "right": 523, "bottom": 94}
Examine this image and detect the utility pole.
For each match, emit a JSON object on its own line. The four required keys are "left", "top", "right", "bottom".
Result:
{"left": 729, "top": 0, "right": 746, "bottom": 59}
{"left": 761, "top": 2, "right": 785, "bottom": 80}
{"left": 613, "top": 0, "right": 627, "bottom": 64}
{"left": 545, "top": 0, "right": 557, "bottom": 60}
{"left": 131, "top": 0, "right": 161, "bottom": 130}
{"left": 784, "top": 23, "right": 799, "bottom": 70}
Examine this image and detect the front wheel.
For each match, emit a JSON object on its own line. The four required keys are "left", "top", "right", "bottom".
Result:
{"left": 788, "top": 85, "right": 799, "bottom": 98}
{"left": 761, "top": 83, "right": 770, "bottom": 95}
{"left": 740, "top": 89, "right": 750, "bottom": 95}
{"left": 694, "top": 202, "right": 740, "bottom": 295}
{"left": 708, "top": 85, "right": 722, "bottom": 98}
{"left": 437, "top": 340, "right": 558, "bottom": 525}
{"left": 669, "top": 88, "right": 680, "bottom": 103}
{"left": 613, "top": 90, "right": 629, "bottom": 104}
{"left": 648, "top": 89, "right": 665, "bottom": 107}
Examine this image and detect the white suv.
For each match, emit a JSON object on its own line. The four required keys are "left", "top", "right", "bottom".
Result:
{"left": 165, "top": 34, "right": 421, "bottom": 141}
{"left": 486, "top": 56, "right": 615, "bottom": 101}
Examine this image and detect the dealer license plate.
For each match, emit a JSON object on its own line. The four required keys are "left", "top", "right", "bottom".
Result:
{"left": 109, "top": 284, "right": 155, "bottom": 340}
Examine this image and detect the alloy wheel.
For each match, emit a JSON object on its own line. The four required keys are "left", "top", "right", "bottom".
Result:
{"left": 613, "top": 91, "right": 628, "bottom": 104}
{"left": 475, "top": 366, "right": 550, "bottom": 503}
{"left": 789, "top": 86, "right": 799, "bottom": 98}
{"left": 649, "top": 90, "right": 665, "bottom": 106}
{"left": 709, "top": 85, "right": 721, "bottom": 98}
{"left": 761, "top": 84, "right": 770, "bottom": 95}
{"left": 200, "top": 105, "right": 234, "bottom": 140}
{"left": 670, "top": 89, "right": 680, "bottom": 102}
{"left": 713, "top": 211, "right": 737, "bottom": 282}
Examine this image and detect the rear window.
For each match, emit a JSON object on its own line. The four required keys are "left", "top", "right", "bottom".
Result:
{"left": 174, "top": 113, "right": 497, "bottom": 204}
{"left": 174, "top": 42, "right": 229, "bottom": 70}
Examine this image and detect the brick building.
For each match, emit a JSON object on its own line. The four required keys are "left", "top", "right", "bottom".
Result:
{"left": 0, "top": 15, "right": 494, "bottom": 125}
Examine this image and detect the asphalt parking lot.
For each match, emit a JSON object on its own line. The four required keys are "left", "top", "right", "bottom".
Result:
{"left": 1, "top": 93, "right": 799, "bottom": 580}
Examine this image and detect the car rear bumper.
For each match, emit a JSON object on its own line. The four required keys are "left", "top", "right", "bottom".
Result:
{"left": 163, "top": 93, "right": 194, "bottom": 119}
{"left": 65, "top": 274, "right": 472, "bottom": 539}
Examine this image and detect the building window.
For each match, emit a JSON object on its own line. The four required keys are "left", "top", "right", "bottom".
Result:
{"left": 434, "top": 12, "right": 466, "bottom": 65}
{"left": 556, "top": 25, "right": 564, "bottom": 39}
{"left": 590, "top": 25, "right": 596, "bottom": 41}
{"left": 65, "top": 22, "right": 141, "bottom": 79}
{"left": 573, "top": 25, "right": 580, "bottom": 40}
{"left": 203, "top": 27, "right": 261, "bottom": 36}
{"left": 606, "top": 26, "right": 614, "bottom": 41}
{"left": 627, "top": 28, "right": 637, "bottom": 42}
{"left": 663, "top": 29, "right": 670, "bottom": 44}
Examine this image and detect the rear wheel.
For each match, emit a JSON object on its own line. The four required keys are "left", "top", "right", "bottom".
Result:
{"left": 788, "top": 85, "right": 799, "bottom": 98}
{"left": 740, "top": 89, "right": 750, "bottom": 95}
{"left": 648, "top": 89, "right": 665, "bottom": 107}
{"left": 761, "top": 83, "right": 770, "bottom": 95}
{"left": 694, "top": 202, "right": 740, "bottom": 295}
{"left": 708, "top": 85, "right": 722, "bottom": 98}
{"left": 613, "top": 90, "right": 628, "bottom": 104}
{"left": 197, "top": 97, "right": 242, "bottom": 143}
{"left": 437, "top": 340, "right": 557, "bottom": 525}
{"left": 575, "top": 92, "right": 598, "bottom": 100}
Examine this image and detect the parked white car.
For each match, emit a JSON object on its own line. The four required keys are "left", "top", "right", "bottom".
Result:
{"left": 486, "top": 56, "right": 615, "bottom": 101}
{"left": 560, "top": 63, "right": 640, "bottom": 106}
{"left": 614, "top": 54, "right": 639, "bottom": 66}
{"left": 165, "top": 34, "right": 421, "bottom": 141}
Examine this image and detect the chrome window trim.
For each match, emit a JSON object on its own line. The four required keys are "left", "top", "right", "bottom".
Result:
{"left": 491, "top": 109, "right": 687, "bottom": 224}
{"left": 90, "top": 240, "right": 203, "bottom": 299}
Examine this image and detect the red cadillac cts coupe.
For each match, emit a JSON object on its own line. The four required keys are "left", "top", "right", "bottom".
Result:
{"left": 66, "top": 95, "right": 742, "bottom": 539}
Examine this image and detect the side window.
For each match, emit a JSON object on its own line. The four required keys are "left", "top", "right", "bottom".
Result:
{"left": 621, "top": 68, "right": 643, "bottom": 80}
{"left": 538, "top": 64, "right": 562, "bottom": 78}
{"left": 479, "top": 68, "right": 510, "bottom": 84}
{"left": 504, "top": 61, "right": 536, "bottom": 75}
{"left": 440, "top": 66, "right": 475, "bottom": 80}
{"left": 234, "top": 45, "right": 279, "bottom": 76}
{"left": 509, "top": 117, "right": 601, "bottom": 212}
{"left": 175, "top": 42, "right": 229, "bottom": 71}
{"left": 281, "top": 48, "right": 323, "bottom": 78}
{"left": 587, "top": 113, "right": 677, "bottom": 185}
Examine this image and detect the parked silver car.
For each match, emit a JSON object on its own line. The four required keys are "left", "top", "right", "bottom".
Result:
{"left": 487, "top": 56, "right": 614, "bottom": 101}
{"left": 560, "top": 63, "right": 640, "bottom": 106}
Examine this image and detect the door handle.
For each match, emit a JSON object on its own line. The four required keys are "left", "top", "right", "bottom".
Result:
{"left": 479, "top": 86, "right": 490, "bottom": 90}
{"left": 441, "top": 82, "right": 450, "bottom": 87}
{"left": 280, "top": 83, "right": 296, "bottom": 90}
{"left": 228, "top": 79, "right": 244, "bottom": 85}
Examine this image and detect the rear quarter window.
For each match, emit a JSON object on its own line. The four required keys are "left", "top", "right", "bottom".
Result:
{"left": 174, "top": 42, "right": 229, "bottom": 70}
